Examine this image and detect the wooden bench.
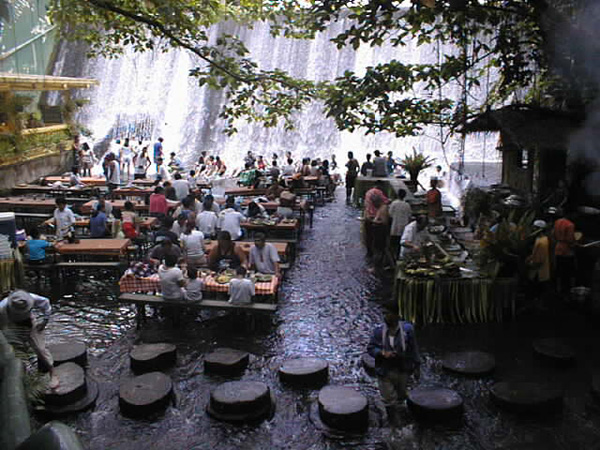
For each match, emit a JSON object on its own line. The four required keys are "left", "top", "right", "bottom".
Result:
{"left": 119, "top": 293, "right": 277, "bottom": 328}
{"left": 56, "top": 261, "right": 124, "bottom": 277}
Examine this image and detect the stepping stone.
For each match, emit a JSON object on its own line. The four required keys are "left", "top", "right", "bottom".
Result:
{"left": 37, "top": 378, "right": 99, "bottom": 417}
{"left": 533, "top": 339, "right": 575, "bottom": 366}
{"left": 49, "top": 342, "right": 87, "bottom": 367}
{"left": 207, "top": 380, "right": 275, "bottom": 423}
{"left": 119, "top": 372, "right": 173, "bottom": 418}
{"left": 279, "top": 358, "right": 329, "bottom": 386}
{"left": 130, "top": 343, "right": 177, "bottom": 373}
{"left": 204, "top": 348, "right": 249, "bottom": 376}
{"left": 361, "top": 353, "right": 376, "bottom": 376}
{"left": 16, "top": 421, "right": 85, "bottom": 450}
{"left": 490, "top": 381, "right": 563, "bottom": 413}
{"left": 43, "top": 362, "right": 87, "bottom": 407}
{"left": 407, "top": 387, "right": 463, "bottom": 422}
{"left": 318, "top": 386, "right": 368, "bottom": 432}
{"left": 442, "top": 351, "right": 495, "bottom": 377}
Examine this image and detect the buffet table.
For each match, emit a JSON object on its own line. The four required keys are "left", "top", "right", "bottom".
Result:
{"left": 394, "top": 266, "right": 517, "bottom": 325}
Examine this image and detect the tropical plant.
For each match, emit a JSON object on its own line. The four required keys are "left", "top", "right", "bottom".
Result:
{"left": 400, "top": 148, "right": 435, "bottom": 182}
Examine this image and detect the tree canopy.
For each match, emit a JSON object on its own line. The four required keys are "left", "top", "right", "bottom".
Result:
{"left": 49, "top": 0, "right": 599, "bottom": 137}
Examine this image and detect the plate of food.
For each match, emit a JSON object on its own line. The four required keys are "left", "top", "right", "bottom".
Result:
{"left": 255, "top": 273, "right": 273, "bottom": 283}
{"left": 216, "top": 274, "right": 232, "bottom": 284}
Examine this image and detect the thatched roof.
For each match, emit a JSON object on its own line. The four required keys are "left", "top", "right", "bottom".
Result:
{"left": 464, "top": 105, "right": 582, "bottom": 151}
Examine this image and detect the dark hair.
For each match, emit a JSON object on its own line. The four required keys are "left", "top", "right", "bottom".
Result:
{"left": 30, "top": 227, "right": 40, "bottom": 239}
{"left": 397, "top": 189, "right": 407, "bottom": 200}
{"left": 82, "top": 142, "right": 90, "bottom": 151}
{"left": 162, "top": 216, "right": 175, "bottom": 228}
{"left": 113, "top": 208, "right": 122, "bottom": 220}
{"left": 158, "top": 137, "right": 164, "bottom": 142}
{"left": 247, "top": 202, "right": 261, "bottom": 218}
{"left": 272, "top": 160, "right": 278, "bottom": 167}
{"left": 182, "top": 197, "right": 193, "bottom": 209}
{"left": 124, "top": 200, "right": 134, "bottom": 211}
{"left": 287, "top": 158, "right": 293, "bottom": 165}
{"left": 177, "top": 213, "right": 187, "bottom": 223}
{"left": 218, "top": 230, "right": 232, "bottom": 242}
{"left": 188, "top": 267, "right": 198, "bottom": 280}
{"left": 236, "top": 266, "right": 247, "bottom": 276}
{"left": 254, "top": 232, "right": 266, "bottom": 241}
{"left": 366, "top": 153, "right": 372, "bottom": 161}
{"left": 55, "top": 197, "right": 67, "bottom": 206}
{"left": 374, "top": 150, "right": 381, "bottom": 157}
{"left": 225, "top": 196, "right": 235, "bottom": 207}
{"left": 174, "top": 173, "right": 182, "bottom": 180}
{"left": 190, "top": 170, "right": 196, "bottom": 176}
{"left": 154, "top": 186, "right": 164, "bottom": 194}
{"left": 348, "top": 151, "right": 354, "bottom": 158}
{"left": 164, "top": 254, "right": 178, "bottom": 267}
{"left": 170, "top": 152, "right": 176, "bottom": 157}
{"left": 71, "top": 166, "right": 79, "bottom": 174}
{"left": 164, "top": 181, "right": 172, "bottom": 187}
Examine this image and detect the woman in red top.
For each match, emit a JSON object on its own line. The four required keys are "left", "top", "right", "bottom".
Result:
{"left": 426, "top": 180, "right": 442, "bottom": 220}
{"left": 553, "top": 214, "right": 576, "bottom": 297}
{"left": 149, "top": 186, "right": 168, "bottom": 218}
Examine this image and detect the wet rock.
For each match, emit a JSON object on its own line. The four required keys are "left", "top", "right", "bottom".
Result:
{"left": 361, "top": 353, "right": 376, "bottom": 376}
{"left": 16, "top": 421, "right": 84, "bottom": 450}
{"left": 279, "top": 358, "right": 329, "bottom": 387}
{"left": 130, "top": 343, "right": 176, "bottom": 374}
{"left": 119, "top": 372, "right": 173, "bottom": 418}
{"left": 407, "top": 387, "right": 463, "bottom": 422}
{"left": 533, "top": 339, "right": 575, "bottom": 366}
{"left": 442, "top": 351, "right": 495, "bottom": 377}
{"left": 37, "top": 379, "right": 98, "bottom": 417}
{"left": 49, "top": 342, "right": 87, "bottom": 368}
{"left": 204, "top": 348, "right": 249, "bottom": 376}
{"left": 207, "top": 381, "right": 274, "bottom": 423}
{"left": 44, "top": 363, "right": 87, "bottom": 407}
{"left": 318, "top": 386, "right": 368, "bottom": 432}
{"left": 490, "top": 381, "right": 563, "bottom": 413}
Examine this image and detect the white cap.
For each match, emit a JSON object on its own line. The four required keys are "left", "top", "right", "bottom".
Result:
{"left": 533, "top": 220, "right": 547, "bottom": 229}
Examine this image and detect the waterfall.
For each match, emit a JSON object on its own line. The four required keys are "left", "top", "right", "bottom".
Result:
{"left": 51, "top": 18, "right": 500, "bottom": 174}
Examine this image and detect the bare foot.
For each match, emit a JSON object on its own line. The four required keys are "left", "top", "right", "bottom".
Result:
{"left": 49, "top": 375, "right": 60, "bottom": 390}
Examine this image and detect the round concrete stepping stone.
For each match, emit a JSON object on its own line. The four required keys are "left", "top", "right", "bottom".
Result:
{"left": 491, "top": 381, "right": 563, "bottom": 413}
{"left": 119, "top": 372, "right": 173, "bottom": 418}
{"left": 407, "top": 387, "right": 463, "bottom": 422}
{"left": 204, "top": 348, "right": 249, "bottom": 375}
{"left": 49, "top": 342, "right": 87, "bottom": 367}
{"left": 533, "top": 339, "right": 575, "bottom": 366}
{"left": 361, "top": 353, "right": 376, "bottom": 376}
{"left": 279, "top": 358, "right": 329, "bottom": 386}
{"left": 318, "top": 386, "right": 368, "bottom": 432}
{"left": 130, "top": 343, "right": 177, "bottom": 373}
{"left": 37, "top": 378, "right": 99, "bottom": 417}
{"left": 15, "top": 421, "right": 85, "bottom": 450}
{"left": 207, "top": 380, "right": 275, "bottom": 423}
{"left": 43, "top": 362, "right": 87, "bottom": 407}
{"left": 442, "top": 351, "right": 496, "bottom": 377}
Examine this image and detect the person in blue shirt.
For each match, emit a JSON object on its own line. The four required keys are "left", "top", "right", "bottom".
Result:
{"left": 153, "top": 137, "right": 164, "bottom": 171}
{"left": 26, "top": 228, "right": 51, "bottom": 264}
{"left": 368, "top": 308, "right": 420, "bottom": 427}
{"left": 90, "top": 204, "right": 109, "bottom": 238}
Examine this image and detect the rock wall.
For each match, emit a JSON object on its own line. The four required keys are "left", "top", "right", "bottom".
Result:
{"left": 0, "top": 149, "right": 74, "bottom": 191}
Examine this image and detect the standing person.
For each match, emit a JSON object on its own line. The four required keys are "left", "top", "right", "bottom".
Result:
{"left": 218, "top": 197, "right": 245, "bottom": 240}
{"left": 80, "top": 142, "right": 95, "bottom": 177}
{"left": 372, "top": 150, "right": 388, "bottom": 177}
{"left": 156, "top": 157, "right": 171, "bottom": 182}
{"left": 133, "top": 146, "right": 151, "bottom": 180}
{"left": 345, "top": 151, "right": 360, "bottom": 201}
{"left": 44, "top": 197, "right": 75, "bottom": 240}
{"left": 386, "top": 151, "right": 397, "bottom": 175}
{"left": 526, "top": 220, "right": 551, "bottom": 307}
{"left": 0, "top": 290, "right": 60, "bottom": 389}
{"left": 400, "top": 216, "right": 428, "bottom": 259}
{"left": 180, "top": 221, "right": 206, "bottom": 267}
{"left": 228, "top": 266, "right": 255, "bottom": 304}
{"left": 553, "top": 212, "right": 577, "bottom": 298}
{"left": 26, "top": 228, "right": 52, "bottom": 264}
{"left": 360, "top": 153, "right": 374, "bottom": 176}
{"left": 257, "top": 155, "right": 266, "bottom": 171}
{"left": 244, "top": 151, "right": 256, "bottom": 168}
{"left": 367, "top": 308, "right": 420, "bottom": 427}
{"left": 249, "top": 233, "right": 280, "bottom": 277}
{"left": 187, "top": 170, "right": 197, "bottom": 191}
{"left": 153, "top": 137, "right": 164, "bottom": 171}
{"left": 364, "top": 181, "right": 389, "bottom": 258}
{"left": 90, "top": 204, "right": 109, "bottom": 238}
{"left": 158, "top": 254, "right": 186, "bottom": 301}
{"left": 371, "top": 195, "right": 392, "bottom": 269}
{"left": 107, "top": 153, "right": 121, "bottom": 196}
{"left": 389, "top": 189, "right": 412, "bottom": 260}
{"left": 426, "top": 180, "right": 443, "bottom": 220}
{"left": 120, "top": 137, "right": 133, "bottom": 180}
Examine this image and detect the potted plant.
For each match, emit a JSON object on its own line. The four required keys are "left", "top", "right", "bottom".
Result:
{"left": 400, "top": 147, "right": 435, "bottom": 190}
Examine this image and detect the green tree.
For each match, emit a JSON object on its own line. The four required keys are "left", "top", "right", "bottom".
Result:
{"left": 49, "top": 0, "right": 597, "bottom": 136}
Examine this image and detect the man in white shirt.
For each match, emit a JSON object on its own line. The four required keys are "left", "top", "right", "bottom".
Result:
{"left": 229, "top": 266, "right": 255, "bottom": 304}
{"left": 180, "top": 222, "right": 206, "bottom": 267}
{"left": 249, "top": 233, "right": 280, "bottom": 277}
{"left": 187, "top": 170, "right": 197, "bottom": 190}
{"left": 158, "top": 254, "right": 185, "bottom": 301}
{"left": 218, "top": 197, "right": 245, "bottom": 240}
{"left": 156, "top": 157, "right": 171, "bottom": 182}
{"left": 196, "top": 210, "right": 218, "bottom": 238}
{"left": 106, "top": 153, "right": 121, "bottom": 194}
{"left": 389, "top": 189, "right": 413, "bottom": 259}
{"left": 400, "top": 216, "right": 428, "bottom": 259}
{"left": 172, "top": 172, "right": 190, "bottom": 200}
{"left": 45, "top": 197, "right": 76, "bottom": 239}
{"left": 199, "top": 195, "right": 220, "bottom": 214}
{"left": 282, "top": 158, "right": 296, "bottom": 177}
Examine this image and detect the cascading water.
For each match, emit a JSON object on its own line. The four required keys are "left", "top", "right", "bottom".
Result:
{"left": 51, "top": 17, "right": 499, "bottom": 175}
